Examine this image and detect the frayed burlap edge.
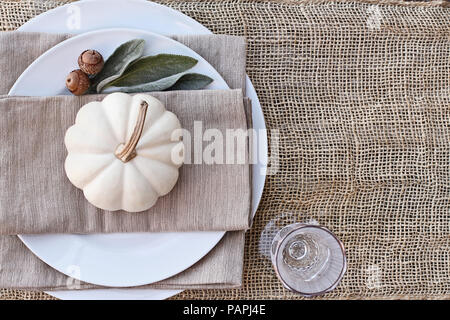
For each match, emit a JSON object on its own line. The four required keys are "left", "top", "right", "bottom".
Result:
{"left": 174, "top": 0, "right": 449, "bottom": 7}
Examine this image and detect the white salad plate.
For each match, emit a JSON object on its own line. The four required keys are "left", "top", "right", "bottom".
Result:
{"left": 15, "top": 0, "right": 267, "bottom": 300}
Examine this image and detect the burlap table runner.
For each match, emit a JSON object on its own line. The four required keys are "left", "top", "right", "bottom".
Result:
{"left": 1, "top": 0, "right": 449, "bottom": 300}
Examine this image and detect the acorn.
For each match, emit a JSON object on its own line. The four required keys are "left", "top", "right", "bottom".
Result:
{"left": 66, "top": 69, "right": 90, "bottom": 96}
{"left": 78, "top": 49, "right": 104, "bottom": 75}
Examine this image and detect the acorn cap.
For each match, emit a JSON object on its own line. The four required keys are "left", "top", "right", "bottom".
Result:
{"left": 66, "top": 70, "right": 90, "bottom": 96}
{"left": 78, "top": 49, "right": 104, "bottom": 75}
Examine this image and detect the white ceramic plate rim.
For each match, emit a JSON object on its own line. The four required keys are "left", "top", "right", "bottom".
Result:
{"left": 22, "top": 0, "right": 212, "bottom": 35}
{"left": 10, "top": 28, "right": 229, "bottom": 95}
{"left": 16, "top": 0, "right": 268, "bottom": 300}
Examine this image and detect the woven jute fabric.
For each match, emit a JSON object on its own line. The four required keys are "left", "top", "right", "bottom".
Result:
{"left": 0, "top": 0, "right": 449, "bottom": 300}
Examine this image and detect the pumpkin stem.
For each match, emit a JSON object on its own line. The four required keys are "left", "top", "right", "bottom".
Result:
{"left": 115, "top": 101, "right": 149, "bottom": 162}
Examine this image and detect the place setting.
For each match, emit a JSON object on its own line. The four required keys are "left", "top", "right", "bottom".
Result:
{"left": 0, "top": 0, "right": 448, "bottom": 303}
{"left": 0, "top": 0, "right": 267, "bottom": 300}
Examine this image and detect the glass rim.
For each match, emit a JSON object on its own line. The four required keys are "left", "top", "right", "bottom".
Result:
{"left": 273, "top": 224, "right": 347, "bottom": 297}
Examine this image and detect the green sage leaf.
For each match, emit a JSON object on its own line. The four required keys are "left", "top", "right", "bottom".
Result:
{"left": 106, "top": 54, "right": 198, "bottom": 88}
{"left": 90, "top": 39, "right": 145, "bottom": 93}
{"left": 168, "top": 73, "right": 214, "bottom": 91}
{"left": 103, "top": 72, "right": 213, "bottom": 93}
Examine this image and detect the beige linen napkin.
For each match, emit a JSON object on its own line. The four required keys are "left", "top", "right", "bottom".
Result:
{"left": 0, "top": 231, "right": 246, "bottom": 290}
{"left": 0, "top": 32, "right": 251, "bottom": 289}
{"left": 0, "top": 91, "right": 251, "bottom": 234}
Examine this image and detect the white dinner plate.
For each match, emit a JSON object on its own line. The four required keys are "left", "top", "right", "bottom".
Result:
{"left": 17, "top": 0, "right": 267, "bottom": 300}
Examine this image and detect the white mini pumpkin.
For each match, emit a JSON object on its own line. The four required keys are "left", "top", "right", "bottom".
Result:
{"left": 64, "top": 92, "right": 184, "bottom": 212}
